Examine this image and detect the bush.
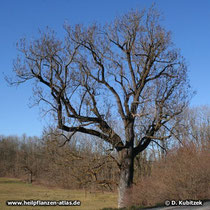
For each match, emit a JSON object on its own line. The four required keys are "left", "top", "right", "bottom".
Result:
{"left": 126, "top": 143, "right": 210, "bottom": 207}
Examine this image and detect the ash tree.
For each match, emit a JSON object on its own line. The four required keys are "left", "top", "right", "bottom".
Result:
{"left": 11, "top": 7, "right": 190, "bottom": 208}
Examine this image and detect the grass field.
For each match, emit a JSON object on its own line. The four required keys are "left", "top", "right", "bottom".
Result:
{"left": 0, "top": 177, "right": 118, "bottom": 210}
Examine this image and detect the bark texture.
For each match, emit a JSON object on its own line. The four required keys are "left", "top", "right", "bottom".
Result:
{"left": 118, "top": 149, "right": 134, "bottom": 208}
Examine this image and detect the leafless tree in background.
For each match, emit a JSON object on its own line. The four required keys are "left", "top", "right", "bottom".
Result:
{"left": 10, "top": 7, "right": 190, "bottom": 207}
{"left": 174, "top": 106, "right": 210, "bottom": 148}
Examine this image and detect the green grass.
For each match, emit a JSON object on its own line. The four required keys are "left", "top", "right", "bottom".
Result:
{"left": 0, "top": 177, "right": 117, "bottom": 210}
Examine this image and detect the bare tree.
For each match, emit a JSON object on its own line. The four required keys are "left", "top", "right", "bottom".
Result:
{"left": 0, "top": 136, "right": 19, "bottom": 176}
{"left": 10, "top": 7, "right": 190, "bottom": 207}
{"left": 18, "top": 135, "right": 42, "bottom": 184}
{"left": 174, "top": 105, "right": 210, "bottom": 148}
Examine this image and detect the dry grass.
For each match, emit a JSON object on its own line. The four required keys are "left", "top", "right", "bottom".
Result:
{"left": 0, "top": 177, "right": 117, "bottom": 210}
{"left": 126, "top": 143, "right": 210, "bottom": 208}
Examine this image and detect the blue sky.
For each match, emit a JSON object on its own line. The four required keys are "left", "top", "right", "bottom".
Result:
{"left": 0, "top": 0, "right": 210, "bottom": 137}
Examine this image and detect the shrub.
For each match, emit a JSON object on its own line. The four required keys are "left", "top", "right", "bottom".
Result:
{"left": 126, "top": 143, "right": 210, "bottom": 207}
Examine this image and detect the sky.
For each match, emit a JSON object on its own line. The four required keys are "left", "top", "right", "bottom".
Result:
{"left": 0, "top": 0, "right": 210, "bottom": 137}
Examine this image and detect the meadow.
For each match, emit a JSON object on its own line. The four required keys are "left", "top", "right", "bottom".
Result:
{"left": 0, "top": 177, "right": 118, "bottom": 210}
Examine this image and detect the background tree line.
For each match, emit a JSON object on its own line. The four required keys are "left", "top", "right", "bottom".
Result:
{"left": 0, "top": 131, "right": 119, "bottom": 191}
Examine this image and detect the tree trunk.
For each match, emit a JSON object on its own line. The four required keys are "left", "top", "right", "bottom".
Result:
{"left": 117, "top": 119, "right": 135, "bottom": 208}
{"left": 118, "top": 148, "right": 134, "bottom": 208}
{"left": 28, "top": 171, "right": 32, "bottom": 184}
